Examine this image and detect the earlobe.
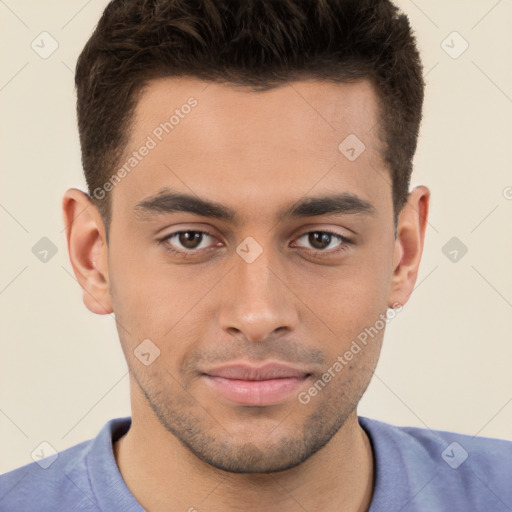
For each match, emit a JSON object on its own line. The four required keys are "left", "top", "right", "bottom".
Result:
{"left": 388, "top": 185, "right": 430, "bottom": 308}
{"left": 62, "top": 188, "right": 113, "bottom": 315}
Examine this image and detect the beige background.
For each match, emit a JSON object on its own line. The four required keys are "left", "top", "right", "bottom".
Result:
{"left": 1, "top": 0, "right": 511, "bottom": 474}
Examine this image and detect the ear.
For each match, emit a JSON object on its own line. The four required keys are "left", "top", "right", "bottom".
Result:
{"left": 388, "top": 185, "right": 430, "bottom": 308}
{"left": 62, "top": 188, "right": 113, "bottom": 315}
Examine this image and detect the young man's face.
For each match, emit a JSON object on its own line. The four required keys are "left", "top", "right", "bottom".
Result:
{"left": 64, "top": 77, "right": 428, "bottom": 473}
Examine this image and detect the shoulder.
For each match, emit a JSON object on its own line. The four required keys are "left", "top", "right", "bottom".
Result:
{"left": 359, "top": 416, "right": 512, "bottom": 511}
{"left": 0, "top": 438, "right": 97, "bottom": 511}
{"left": 0, "top": 417, "right": 132, "bottom": 512}
{"left": 361, "top": 416, "right": 512, "bottom": 466}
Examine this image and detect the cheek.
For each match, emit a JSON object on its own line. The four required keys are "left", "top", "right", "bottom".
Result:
{"left": 108, "top": 245, "right": 213, "bottom": 375}
{"left": 108, "top": 242, "right": 179, "bottom": 342}
{"left": 293, "top": 253, "right": 392, "bottom": 342}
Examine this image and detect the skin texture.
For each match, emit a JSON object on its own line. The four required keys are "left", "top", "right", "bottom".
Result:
{"left": 63, "top": 77, "right": 429, "bottom": 512}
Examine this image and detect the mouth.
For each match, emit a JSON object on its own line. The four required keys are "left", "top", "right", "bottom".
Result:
{"left": 201, "top": 362, "right": 312, "bottom": 406}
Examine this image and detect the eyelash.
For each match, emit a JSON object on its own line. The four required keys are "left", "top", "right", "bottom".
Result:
{"left": 158, "top": 229, "right": 353, "bottom": 259}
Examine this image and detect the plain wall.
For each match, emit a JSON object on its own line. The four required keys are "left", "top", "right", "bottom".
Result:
{"left": 1, "top": 0, "right": 511, "bottom": 473}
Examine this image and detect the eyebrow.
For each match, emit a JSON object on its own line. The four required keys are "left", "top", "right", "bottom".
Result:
{"left": 133, "top": 187, "right": 376, "bottom": 223}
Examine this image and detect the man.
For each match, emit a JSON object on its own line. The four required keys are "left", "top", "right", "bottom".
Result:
{"left": 1, "top": 0, "right": 511, "bottom": 510}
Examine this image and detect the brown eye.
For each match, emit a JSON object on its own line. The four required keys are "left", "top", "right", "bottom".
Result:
{"left": 177, "top": 231, "right": 204, "bottom": 249}
{"left": 308, "top": 232, "right": 333, "bottom": 250}
{"left": 294, "top": 231, "right": 350, "bottom": 253}
{"left": 161, "top": 230, "right": 215, "bottom": 254}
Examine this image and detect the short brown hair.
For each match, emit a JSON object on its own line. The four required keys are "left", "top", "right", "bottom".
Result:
{"left": 75, "top": 0, "right": 424, "bottom": 237}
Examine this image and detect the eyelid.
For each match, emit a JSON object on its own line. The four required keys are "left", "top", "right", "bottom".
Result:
{"left": 159, "top": 226, "right": 353, "bottom": 257}
{"left": 159, "top": 229, "right": 218, "bottom": 251}
{"left": 296, "top": 229, "right": 350, "bottom": 240}
{"left": 291, "top": 229, "right": 353, "bottom": 252}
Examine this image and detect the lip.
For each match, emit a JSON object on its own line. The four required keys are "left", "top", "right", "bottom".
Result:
{"left": 201, "top": 362, "right": 311, "bottom": 406}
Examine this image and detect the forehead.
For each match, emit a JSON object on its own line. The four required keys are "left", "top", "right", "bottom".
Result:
{"left": 111, "top": 76, "right": 390, "bottom": 220}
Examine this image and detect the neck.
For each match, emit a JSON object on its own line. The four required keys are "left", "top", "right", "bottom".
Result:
{"left": 114, "top": 407, "right": 374, "bottom": 512}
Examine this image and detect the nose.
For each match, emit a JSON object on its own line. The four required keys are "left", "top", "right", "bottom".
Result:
{"left": 218, "top": 241, "right": 299, "bottom": 342}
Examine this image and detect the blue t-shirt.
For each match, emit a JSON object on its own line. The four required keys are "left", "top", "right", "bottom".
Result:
{"left": 1, "top": 416, "right": 511, "bottom": 511}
